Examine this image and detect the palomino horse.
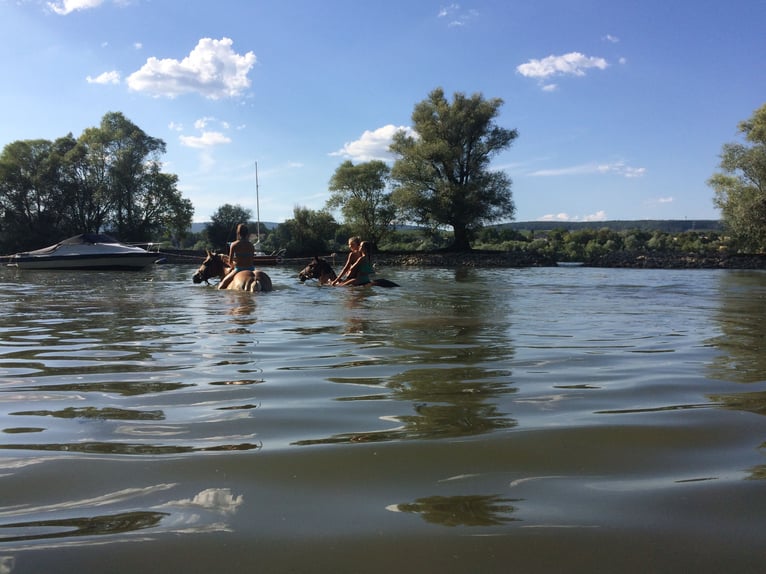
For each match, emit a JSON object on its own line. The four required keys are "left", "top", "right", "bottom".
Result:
{"left": 298, "top": 256, "right": 399, "bottom": 288}
{"left": 192, "top": 251, "right": 273, "bottom": 292}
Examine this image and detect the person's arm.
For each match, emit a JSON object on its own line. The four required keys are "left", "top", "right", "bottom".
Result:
{"left": 332, "top": 253, "right": 354, "bottom": 284}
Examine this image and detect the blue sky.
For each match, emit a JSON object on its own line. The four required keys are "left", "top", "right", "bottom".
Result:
{"left": 1, "top": 0, "right": 764, "bottom": 224}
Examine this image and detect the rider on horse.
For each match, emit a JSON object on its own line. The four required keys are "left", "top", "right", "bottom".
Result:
{"left": 218, "top": 223, "right": 255, "bottom": 290}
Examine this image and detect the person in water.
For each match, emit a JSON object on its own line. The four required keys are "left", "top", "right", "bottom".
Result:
{"left": 338, "top": 241, "right": 374, "bottom": 286}
{"left": 218, "top": 223, "right": 256, "bottom": 290}
{"left": 331, "top": 236, "right": 362, "bottom": 286}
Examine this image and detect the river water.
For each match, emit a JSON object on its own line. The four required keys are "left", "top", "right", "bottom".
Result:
{"left": 0, "top": 263, "right": 764, "bottom": 573}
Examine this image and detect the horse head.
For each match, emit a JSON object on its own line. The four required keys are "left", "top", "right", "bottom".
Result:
{"left": 298, "top": 256, "right": 337, "bottom": 284}
{"left": 192, "top": 250, "right": 226, "bottom": 284}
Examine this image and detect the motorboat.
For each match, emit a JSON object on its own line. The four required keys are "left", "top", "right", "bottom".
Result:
{"left": 6, "top": 233, "right": 160, "bottom": 270}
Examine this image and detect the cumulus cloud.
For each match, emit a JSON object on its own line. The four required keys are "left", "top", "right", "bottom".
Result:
{"left": 48, "top": 0, "right": 103, "bottom": 15}
{"left": 86, "top": 70, "right": 120, "bottom": 84}
{"left": 330, "top": 124, "right": 416, "bottom": 162}
{"left": 179, "top": 131, "right": 232, "bottom": 149}
{"left": 517, "top": 52, "right": 608, "bottom": 87}
{"left": 539, "top": 210, "right": 607, "bottom": 222}
{"left": 126, "top": 37, "right": 256, "bottom": 99}
{"left": 529, "top": 161, "right": 645, "bottom": 179}
{"left": 603, "top": 34, "right": 620, "bottom": 43}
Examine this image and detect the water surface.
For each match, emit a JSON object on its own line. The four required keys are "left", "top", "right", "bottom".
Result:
{"left": 1, "top": 264, "right": 765, "bottom": 573}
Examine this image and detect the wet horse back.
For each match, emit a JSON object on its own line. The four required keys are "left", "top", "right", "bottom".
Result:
{"left": 229, "top": 270, "right": 273, "bottom": 292}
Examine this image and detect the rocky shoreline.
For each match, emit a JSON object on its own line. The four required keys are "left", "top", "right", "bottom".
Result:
{"left": 375, "top": 250, "right": 766, "bottom": 269}
{"left": 159, "top": 248, "right": 766, "bottom": 270}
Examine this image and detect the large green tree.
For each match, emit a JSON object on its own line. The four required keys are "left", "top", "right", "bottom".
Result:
{"left": 327, "top": 160, "right": 396, "bottom": 245}
{"left": 0, "top": 139, "right": 64, "bottom": 250}
{"left": 709, "top": 103, "right": 766, "bottom": 252}
{"left": 206, "top": 204, "right": 253, "bottom": 250}
{"left": 274, "top": 206, "right": 339, "bottom": 256}
{"left": 0, "top": 112, "right": 192, "bottom": 252}
{"left": 390, "top": 88, "right": 518, "bottom": 251}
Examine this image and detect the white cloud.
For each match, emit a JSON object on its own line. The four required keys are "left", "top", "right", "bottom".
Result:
{"left": 517, "top": 52, "right": 608, "bottom": 86}
{"left": 48, "top": 0, "right": 103, "bottom": 15}
{"left": 126, "top": 37, "right": 256, "bottom": 99}
{"left": 529, "top": 161, "right": 645, "bottom": 179}
{"left": 330, "top": 124, "right": 416, "bottom": 162}
{"left": 179, "top": 131, "right": 232, "bottom": 149}
{"left": 539, "top": 210, "right": 607, "bottom": 222}
{"left": 168, "top": 121, "right": 183, "bottom": 131}
{"left": 86, "top": 70, "right": 120, "bottom": 84}
{"left": 194, "top": 117, "right": 215, "bottom": 130}
{"left": 437, "top": 3, "right": 478, "bottom": 27}
{"left": 646, "top": 196, "right": 674, "bottom": 207}
{"left": 603, "top": 34, "right": 620, "bottom": 43}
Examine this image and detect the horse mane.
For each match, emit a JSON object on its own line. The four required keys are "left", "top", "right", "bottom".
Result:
{"left": 317, "top": 257, "right": 337, "bottom": 280}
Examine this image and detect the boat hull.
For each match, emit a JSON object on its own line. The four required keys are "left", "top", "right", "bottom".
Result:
{"left": 8, "top": 253, "right": 159, "bottom": 270}
{"left": 7, "top": 233, "right": 160, "bottom": 270}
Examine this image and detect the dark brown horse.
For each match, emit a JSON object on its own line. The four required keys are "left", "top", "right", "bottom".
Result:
{"left": 298, "top": 256, "right": 399, "bottom": 288}
{"left": 193, "top": 251, "right": 273, "bottom": 292}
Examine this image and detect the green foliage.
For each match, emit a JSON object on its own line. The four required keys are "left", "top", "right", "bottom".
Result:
{"left": 205, "top": 204, "right": 253, "bottom": 251}
{"left": 709, "top": 103, "right": 766, "bottom": 252}
{"left": 0, "top": 112, "right": 192, "bottom": 252}
{"left": 472, "top": 227, "right": 728, "bottom": 263}
{"left": 273, "top": 206, "right": 339, "bottom": 256}
{"left": 390, "top": 88, "right": 518, "bottom": 250}
{"left": 327, "top": 160, "right": 396, "bottom": 245}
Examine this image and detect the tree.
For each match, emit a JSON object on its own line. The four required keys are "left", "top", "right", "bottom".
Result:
{"left": 274, "top": 206, "right": 338, "bottom": 256}
{"left": 206, "top": 204, "right": 253, "bottom": 250}
{"left": 709, "top": 103, "right": 766, "bottom": 252}
{"left": 0, "top": 139, "right": 64, "bottom": 251}
{"left": 96, "top": 112, "right": 171, "bottom": 241}
{"left": 327, "top": 160, "right": 396, "bottom": 246}
{"left": 0, "top": 112, "right": 191, "bottom": 252}
{"left": 390, "top": 88, "right": 518, "bottom": 251}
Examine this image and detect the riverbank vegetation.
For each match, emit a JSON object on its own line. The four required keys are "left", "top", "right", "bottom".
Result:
{"left": 1, "top": 94, "right": 764, "bottom": 267}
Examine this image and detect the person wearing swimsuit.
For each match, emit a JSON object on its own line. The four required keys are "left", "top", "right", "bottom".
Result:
{"left": 331, "top": 236, "right": 362, "bottom": 286}
{"left": 339, "top": 241, "right": 374, "bottom": 286}
{"left": 218, "top": 223, "right": 256, "bottom": 289}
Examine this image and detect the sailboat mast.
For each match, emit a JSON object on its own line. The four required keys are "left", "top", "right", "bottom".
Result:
{"left": 255, "top": 161, "right": 261, "bottom": 240}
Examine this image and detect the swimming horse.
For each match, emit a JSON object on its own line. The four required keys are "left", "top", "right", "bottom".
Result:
{"left": 192, "top": 251, "right": 273, "bottom": 292}
{"left": 298, "top": 256, "right": 399, "bottom": 288}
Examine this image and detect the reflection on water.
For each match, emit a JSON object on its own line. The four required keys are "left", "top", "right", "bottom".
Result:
{"left": 709, "top": 271, "right": 766, "bottom": 382}
{"left": 0, "top": 511, "right": 168, "bottom": 543}
{"left": 0, "top": 485, "right": 243, "bottom": 547}
{"left": 1, "top": 266, "right": 766, "bottom": 572}
{"left": 391, "top": 494, "right": 521, "bottom": 527}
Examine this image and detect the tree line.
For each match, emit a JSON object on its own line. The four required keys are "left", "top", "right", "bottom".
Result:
{"left": 0, "top": 112, "right": 193, "bottom": 253}
{"left": 1, "top": 93, "right": 764, "bottom": 257}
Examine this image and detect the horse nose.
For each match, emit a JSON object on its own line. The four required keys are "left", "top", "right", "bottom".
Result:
{"left": 192, "top": 273, "right": 202, "bottom": 284}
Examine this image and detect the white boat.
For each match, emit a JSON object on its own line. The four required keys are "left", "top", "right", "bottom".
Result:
{"left": 7, "top": 233, "right": 160, "bottom": 270}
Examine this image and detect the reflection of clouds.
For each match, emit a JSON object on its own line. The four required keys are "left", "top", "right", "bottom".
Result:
{"left": 0, "top": 485, "right": 244, "bottom": 549}
{"left": 0, "top": 456, "right": 53, "bottom": 477}
{"left": 157, "top": 488, "right": 243, "bottom": 515}
{"left": 0, "top": 556, "right": 15, "bottom": 574}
